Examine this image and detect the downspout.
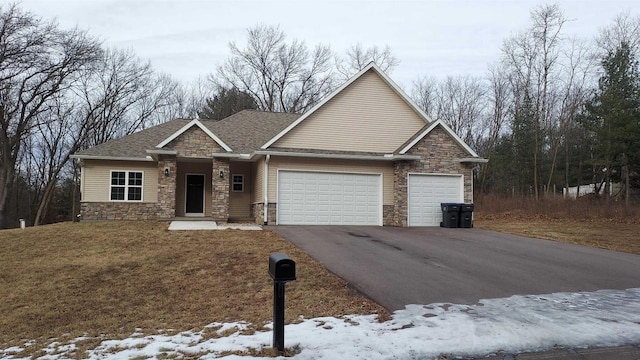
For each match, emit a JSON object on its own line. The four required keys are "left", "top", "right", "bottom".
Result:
{"left": 263, "top": 154, "right": 270, "bottom": 225}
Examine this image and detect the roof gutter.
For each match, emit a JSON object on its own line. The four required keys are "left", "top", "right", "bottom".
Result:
{"left": 70, "top": 154, "right": 155, "bottom": 162}
{"left": 253, "top": 150, "right": 421, "bottom": 161}
{"left": 459, "top": 158, "right": 489, "bottom": 163}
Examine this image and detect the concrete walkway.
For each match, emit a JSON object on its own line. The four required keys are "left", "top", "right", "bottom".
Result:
{"left": 168, "top": 221, "right": 262, "bottom": 230}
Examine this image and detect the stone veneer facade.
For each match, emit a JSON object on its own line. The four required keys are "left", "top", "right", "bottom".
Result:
{"left": 211, "top": 158, "right": 230, "bottom": 222}
{"left": 165, "top": 126, "right": 224, "bottom": 157}
{"left": 80, "top": 125, "right": 475, "bottom": 226}
{"left": 391, "top": 126, "right": 474, "bottom": 227}
{"left": 81, "top": 126, "right": 234, "bottom": 221}
{"left": 250, "top": 203, "right": 277, "bottom": 225}
{"left": 157, "top": 157, "right": 177, "bottom": 218}
{"left": 81, "top": 202, "right": 163, "bottom": 220}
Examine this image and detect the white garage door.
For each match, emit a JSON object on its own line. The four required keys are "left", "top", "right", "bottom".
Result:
{"left": 408, "top": 174, "right": 463, "bottom": 226}
{"left": 278, "top": 171, "right": 381, "bottom": 225}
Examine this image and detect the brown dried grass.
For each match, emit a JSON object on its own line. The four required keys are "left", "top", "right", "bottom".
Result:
{"left": 475, "top": 194, "right": 640, "bottom": 255}
{"left": 0, "top": 221, "right": 388, "bottom": 354}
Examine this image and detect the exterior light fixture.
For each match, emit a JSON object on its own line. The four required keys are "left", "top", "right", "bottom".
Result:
{"left": 164, "top": 168, "right": 170, "bottom": 177}
{"left": 219, "top": 170, "right": 224, "bottom": 179}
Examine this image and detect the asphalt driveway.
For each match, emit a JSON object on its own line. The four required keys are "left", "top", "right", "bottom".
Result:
{"left": 269, "top": 226, "right": 640, "bottom": 311}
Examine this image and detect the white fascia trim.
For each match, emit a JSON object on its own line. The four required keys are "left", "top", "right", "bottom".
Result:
{"left": 210, "top": 153, "right": 251, "bottom": 159}
{"left": 459, "top": 158, "right": 488, "bottom": 163}
{"left": 70, "top": 154, "right": 155, "bottom": 162}
{"left": 399, "top": 120, "right": 480, "bottom": 158}
{"left": 260, "top": 62, "right": 433, "bottom": 150}
{"left": 156, "top": 119, "right": 232, "bottom": 152}
{"left": 254, "top": 150, "right": 420, "bottom": 161}
{"left": 146, "top": 149, "right": 178, "bottom": 155}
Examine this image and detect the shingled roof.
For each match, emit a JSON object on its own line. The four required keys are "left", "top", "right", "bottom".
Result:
{"left": 74, "top": 110, "right": 300, "bottom": 159}
{"left": 74, "top": 119, "right": 191, "bottom": 159}
{"left": 201, "top": 110, "right": 300, "bottom": 154}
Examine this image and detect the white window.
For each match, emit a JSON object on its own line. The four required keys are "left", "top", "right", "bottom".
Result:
{"left": 110, "top": 171, "right": 143, "bottom": 201}
{"left": 232, "top": 174, "right": 244, "bottom": 192}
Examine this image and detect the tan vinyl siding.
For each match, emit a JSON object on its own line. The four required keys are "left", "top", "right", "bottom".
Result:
{"left": 273, "top": 70, "right": 426, "bottom": 152}
{"left": 252, "top": 158, "right": 264, "bottom": 204}
{"left": 81, "top": 160, "right": 158, "bottom": 202}
{"left": 175, "top": 161, "right": 212, "bottom": 217}
{"left": 267, "top": 156, "right": 394, "bottom": 205}
{"left": 229, "top": 162, "right": 252, "bottom": 220}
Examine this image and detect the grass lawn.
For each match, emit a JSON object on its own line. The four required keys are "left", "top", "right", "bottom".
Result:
{"left": 0, "top": 221, "right": 388, "bottom": 355}
{"left": 476, "top": 215, "right": 640, "bottom": 255}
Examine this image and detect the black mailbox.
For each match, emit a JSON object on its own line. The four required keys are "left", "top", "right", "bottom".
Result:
{"left": 269, "top": 253, "right": 296, "bottom": 281}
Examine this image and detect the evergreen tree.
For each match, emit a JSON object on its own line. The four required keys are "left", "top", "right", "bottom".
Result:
{"left": 579, "top": 42, "right": 640, "bottom": 202}
{"left": 198, "top": 88, "right": 258, "bottom": 120}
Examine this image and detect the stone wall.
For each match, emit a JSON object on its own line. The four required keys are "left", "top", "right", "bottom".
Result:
{"left": 165, "top": 126, "right": 225, "bottom": 157}
{"left": 266, "top": 203, "right": 277, "bottom": 225}
{"left": 250, "top": 203, "right": 277, "bottom": 224}
{"left": 392, "top": 125, "right": 474, "bottom": 227}
{"left": 211, "top": 158, "right": 230, "bottom": 222}
{"left": 251, "top": 203, "right": 264, "bottom": 225}
{"left": 157, "top": 157, "right": 176, "bottom": 219}
{"left": 80, "top": 202, "right": 162, "bottom": 220}
{"left": 383, "top": 205, "right": 395, "bottom": 226}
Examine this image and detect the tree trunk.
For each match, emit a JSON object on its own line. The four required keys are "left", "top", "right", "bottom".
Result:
{"left": 564, "top": 136, "right": 570, "bottom": 199}
{"left": 34, "top": 179, "right": 57, "bottom": 226}
{"left": 546, "top": 141, "right": 560, "bottom": 196}
{"left": 624, "top": 164, "right": 630, "bottom": 207}
{"left": 604, "top": 162, "right": 611, "bottom": 204}
{"left": 534, "top": 129, "right": 539, "bottom": 200}
{"left": 0, "top": 161, "right": 16, "bottom": 229}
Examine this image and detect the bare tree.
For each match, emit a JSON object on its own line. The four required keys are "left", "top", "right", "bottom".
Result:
{"left": 545, "top": 37, "right": 594, "bottom": 195}
{"left": 30, "top": 97, "right": 82, "bottom": 225}
{"left": 410, "top": 76, "right": 439, "bottom": 119}
{"left": 410, "top": 75, "right": 486, "bottom": 146}
{"left": 475, "top": 64, "right": 512, "bottom": 192}
{"left": 214, "top": 24, "right": 335, "bottom": 113}
{"left": 597, "top": 12, "right": 640, "bottom": 55}
{"left": 436, "top": 75, "right": 487, "bottom": 146}
{"left": 0, "top": 4, "right": 101, "bottom": 228}
{"left": 78, "top": 48, "right": 178, "bottom": 148}
{"left": 500, "top": 3, "right": 567, "bottom": 199}
{"left": 164, "top": 77, "right": 214, "bottom": 120}
{"left": 336, "top": 44, "right": 399, "bottom": 80}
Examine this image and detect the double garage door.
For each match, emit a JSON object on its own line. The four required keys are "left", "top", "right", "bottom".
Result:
{"left": 277, "top": 171, "right": 463, "bottom": 226}
{"left": 278, "top": 171, "right": 381, "bottom": 225}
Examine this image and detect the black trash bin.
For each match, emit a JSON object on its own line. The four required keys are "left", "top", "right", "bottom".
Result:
{"left": 440, "top": 203, "right": 460, "bottom": 228}
{"left": 459, "top": 203, "right": 474, "bottom": 228}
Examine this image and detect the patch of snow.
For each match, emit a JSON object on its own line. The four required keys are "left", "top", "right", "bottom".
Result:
{"left": 3, "top": 288, "right": 639, "bottom": 359}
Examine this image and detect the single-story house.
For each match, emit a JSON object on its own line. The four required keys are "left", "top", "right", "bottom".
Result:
{"left": 72, "top": 63, "right": 486, "bottom": 226}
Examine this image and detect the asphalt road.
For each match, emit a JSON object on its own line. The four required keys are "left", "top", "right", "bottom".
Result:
{"left": 269, "top": 226, "right": 640, "bottom": 311}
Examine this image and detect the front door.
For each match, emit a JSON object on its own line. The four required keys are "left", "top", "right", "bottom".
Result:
{"left": 185, "top": 174, "right": 205, "bottom": 216}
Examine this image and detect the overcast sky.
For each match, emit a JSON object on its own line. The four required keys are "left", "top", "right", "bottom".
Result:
{"left": 17, "top": 0, "right": 640, "bottom": 89}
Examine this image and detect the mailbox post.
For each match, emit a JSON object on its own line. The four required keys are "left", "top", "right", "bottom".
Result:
{"left": 268, "top": 253, "right": 296, "bottom": 352}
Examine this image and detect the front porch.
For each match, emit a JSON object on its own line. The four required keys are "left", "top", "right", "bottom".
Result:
{"left": 162, "top": 157, "right": 254, "bottom": 223}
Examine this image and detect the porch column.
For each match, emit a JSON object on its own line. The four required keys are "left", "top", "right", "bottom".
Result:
{"left": 157, "top": 156, "right": 177, "bottom": 219}
{"left": 211, "top": 158, "right": 230, "bottom": 222}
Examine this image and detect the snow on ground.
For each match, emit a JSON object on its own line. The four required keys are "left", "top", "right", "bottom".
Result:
{"left": 3, "top": 288, "right": 640, "bottom": 359}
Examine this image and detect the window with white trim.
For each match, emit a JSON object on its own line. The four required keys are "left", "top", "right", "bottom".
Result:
{"left": 110, "top": 171, "right": 143, "bottom": 201}
{"left": 232, "top": 174, "right": 244, "bottom": 192}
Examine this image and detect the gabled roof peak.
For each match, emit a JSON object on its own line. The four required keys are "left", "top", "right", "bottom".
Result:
{"left": 260, "top": 62, "right": 433, "bottom": 149}
{"left": 156, "top": 119, "right": 232, "bottom": 152}
{"left": 396, "top": 119, "right": 479, "bottom": 157}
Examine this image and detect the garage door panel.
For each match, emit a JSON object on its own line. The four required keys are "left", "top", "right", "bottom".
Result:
{"left": 408, "top": 174, "right": 463, "bottom": 227}
{"left": 278, "top": 171, "right": 381, "bottom": 225}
